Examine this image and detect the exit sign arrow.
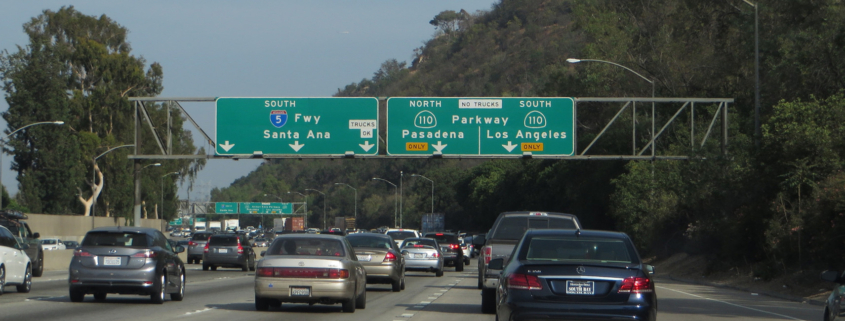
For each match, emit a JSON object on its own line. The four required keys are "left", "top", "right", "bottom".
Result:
{"left": 502, "top": 141, "right": 517, "bottom": 152}
{"left": 289, "top": 141, "right": 305, "bottom": 152}
{"left": 219, "top": 141, "right": 235, "bottom": 152}
{"left": 359, "top": 141, "right": 374, "bottom": 152}
{"left": 432, "top": 141, "right": 448, "bottom": 152}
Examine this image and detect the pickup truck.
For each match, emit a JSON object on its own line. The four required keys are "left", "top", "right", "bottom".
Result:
{"left": 473, "top": 211, "right": 581, "bottom": 314}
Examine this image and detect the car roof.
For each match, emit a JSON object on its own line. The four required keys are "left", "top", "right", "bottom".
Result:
{"left": 346, "top": 233, "right": 390, "bottom": 239}
{"left": 88, "top": 226, "right": 159, "bottom": 234}
{"left": 273, "top": 233, "right": 346, "bottom": 241}
{"left": 524, "top": 228, "right": 629, "bottom": 239}
{"left": 499, "top": 211, "right": 578, "bottom": 218}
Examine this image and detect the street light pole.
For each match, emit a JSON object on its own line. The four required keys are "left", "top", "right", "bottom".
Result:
{"left": 0, "top": 121, "right": 64, "bottom": 209}
{"left": 305, "top": 188, "right": 327, "bottom": 230}
{"left": 92, "top": 144, "right": 134, "bottom": 217}
{"left": 372, "top": 178, "right": 398, "bottom": 228}
{"left": 160, "top": 172, "right": 179, "bottom": 220}
{"left": 743, "top": 0, "right": 761, "bottom": 147}
{"left": 134, "top": 162, "right": 161, "bottom": 224}
{"left": 334, "top": 183, "right": 357, "bottom": 220}
{"left": 287, "top": 191, "right": 308, "bottom": 230}
{"left": 399, "top": 171, "right": 404, "bottom": 228}
{"left": 410, "top": 174, "right": 434, "bottom": 216}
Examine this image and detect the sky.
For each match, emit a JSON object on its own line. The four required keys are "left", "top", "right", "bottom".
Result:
{"left": 0, "top": 0, "right": 498, "bottom": 202}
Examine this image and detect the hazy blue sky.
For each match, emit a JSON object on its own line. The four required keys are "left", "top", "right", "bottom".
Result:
{"left": 0, "top": 1, "right": 497, "bottom": 201}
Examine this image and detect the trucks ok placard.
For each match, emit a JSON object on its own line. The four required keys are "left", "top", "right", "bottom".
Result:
{"left": 386, "top": 97, "right": 574, "bottom": 156}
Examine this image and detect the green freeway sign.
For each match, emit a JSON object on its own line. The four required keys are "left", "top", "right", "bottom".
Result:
{"left": 215, "top": 202, "right": 238, "bottom": 214}
{"left": 386, "top": 98, "right": 575, "bottom": 156}
{"left": 169, "top": 218, "right": 182, "bottom": 225}
{"left": 239, "top": 202, "right": 292, "bottom": 214}
{"left": 215, "top": 98, "right": 379, "bottom": 156}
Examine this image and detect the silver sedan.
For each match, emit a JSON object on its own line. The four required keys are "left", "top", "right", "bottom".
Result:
{"left": 346, "top": 233, "right": 406, "bottom": 291}
{"left": 400, "top": 238, "right": 444, "bottom": 277}
{"left": 254, "top": 234, "right": 367, "bottom": 312}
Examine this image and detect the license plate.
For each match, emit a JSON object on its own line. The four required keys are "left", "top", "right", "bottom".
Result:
{"left": 566, "top": 280, "right": 595, "bottom": 295}
{"left": 357, "top": 255, "right": 372, "bottom": 262}
{"left": 218, "top": 248, "right": 228, "bottom": 253}
{"left": 414, "top": 253, "right": 424, "bottom": 259}
{"left": 291, "top": 287, "right": 310, "bottom": 296}
{"left": 104, "top": 256, "right": 121, "bottom": 266}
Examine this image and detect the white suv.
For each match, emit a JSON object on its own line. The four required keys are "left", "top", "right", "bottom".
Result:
{"left": 0, "top": 225, "right": 32, "bottom": 294}
{"left": 40, "top": 238, "right": 66, "bottom": 251}
{"left": 384, "top": 229, "right": 420, "bottom": 247}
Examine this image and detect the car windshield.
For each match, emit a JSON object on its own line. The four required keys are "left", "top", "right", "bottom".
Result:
{"left": 82, "top": 232, "right": 152, "bottom": 248}
{"left": 401, "top": 239, "right": 437, "bottom": 248}
{"left": 191, "top": 233, "right": 212, "bottom": 241}
{"left": 347, "top": 235, "right": 393, "bottom": 249}
{"left": 209, "top": 235, "right": 239, "bottom": 246}
{"left": 524, "top": 236, "right": 634, "bottom": 264}
{"left": 267, "top": 238, "right": 345, "bottom": 257}
{"left": 493, "top": 216, "right": 578, "bottom": 240}
{"left": 255, "top": 238, "right": 267, "bottom": 242}
{"left": 386, "top": 231, "right": 416, "bottom": 240}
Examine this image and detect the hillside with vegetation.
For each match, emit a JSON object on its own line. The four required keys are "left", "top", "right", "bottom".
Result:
{"left": 212, "top": 0, "right": 845, "bottom": 279}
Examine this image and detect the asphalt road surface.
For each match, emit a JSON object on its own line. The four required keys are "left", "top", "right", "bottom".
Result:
{"left": 0, "top": 259, "right": 825, "bottom": 321}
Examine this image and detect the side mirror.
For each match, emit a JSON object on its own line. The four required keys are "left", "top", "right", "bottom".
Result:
{"left": 33, "top": 232, "right": 40, "bottom": 239}
{"left": 488, "top": 257, "right": 505, "bottom": 270}
{"left": 260, "top": 251, "right": 266, "bottom": 257}
{"left": 174, "top": 246, "right": 185, "bottom": 253}
{"left": 645, "top": 264, "right": 655, "bottom": 275}
{"left": 472, "top": 234, "right": 486, "bottom": 247}
{"left": 821, "top": 270, "right": 841, "bottom": 283}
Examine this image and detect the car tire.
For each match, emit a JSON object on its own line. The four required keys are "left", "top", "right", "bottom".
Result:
{"left": 69, "top": 289, "right": 85, "bottom": 302}
{"left": 481, "top": 288, "right": 496, "bottom": 314}
{"left": 33, "top": 250, "right": 44, "bottom": 277}
{"left": 436, "top": 269, "right": 443, "bottom": 277}
{"left": 242, "top": 262, "right": 249, "bottom": 271}
{"left": 255, "top": 295, "right": 270, "bottom": 311}
{"left": 171, "top": 269, "right": 185, "bottom": 301}
{"left": 400, "top": 274, "right": 406, "bottom": 290}
{"left": 342, "top": 285, "right": 357, "bottom": 312}
{"left": 356, "top": 286, "right": 367, "bottom": 309}
{"left": 94, "top": 293, "right": 106, "bottom": 301}
{"left": 151, "top": 273, "right": 166, "bottom": 304}
{"left": 249, "top": 254, "right": 256, "bottom": 271}
{"left": 478, "top": 270, "right": 483, "bottom": 289}
{"left": 211, "top": 265, "right": 218, "bottom": 271}
{"left": 456, "top": 261, "right": 464, "bottom": 272}
{"left": 392, "top": 277, "right": 402, "bottom": 292}
{"left": 16, "top": 265, "right": 31, "bottom": 293}
{"left": 202, "top": 263, "right": 209, "bottom": 271}
{"left": 0, "top": 265, "right": 5, "bottom": 295}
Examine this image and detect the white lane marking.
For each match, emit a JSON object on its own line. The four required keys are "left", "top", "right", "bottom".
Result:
{"left": 439, "top": 289, "right": 448, "bottom": 292}
{"left": 427, "top": 297, "right": 437, "bottom": 300}
{"left": 420, "top": 301, "right": 431, "bottom": 304}
{"left": 185, "top": 307, "right": 216, "bottom": 315}
{"left": 657, "top": 286, "right": 806, "bottom": 321}
{"left": 400, "top": 313, "right": 415, "bottom": 318}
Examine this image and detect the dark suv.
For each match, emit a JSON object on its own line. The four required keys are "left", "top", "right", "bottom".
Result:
{"left": 187, "top": 232, "right": 214, "bottom": 264}
{"left": 202, "top": 234, "right": 255, "bottom": 271}
{"left": 0, "top": 211, "right": 43, "bottom": 277}
{"left": 423, "top": 232, "right": 464, "bottom": 272}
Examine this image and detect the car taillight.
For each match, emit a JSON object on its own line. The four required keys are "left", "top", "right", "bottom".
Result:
{"left": 384, "top": 251, "right": 397, "bottom": 262}
{"left": 203, "top": 242, "right": 209, "bottom": 253}
{"left": 73, "top": 249, "right": 93, "bottom": 257}
{"left": 188, "top": 241, "right": 196, "bottom": 246}
{"left": 256, "top": 267, "right": 349, "bottom": 279}
{"left": 484, "top": 246, "right": 492, "bottom": 264}
{"left": 449, "top": 244, "right": 460, "bottom": 250}
{"left": 132, "top": 250, "right": 157, "bottom": 258}
{"left": 237, "top": 243, "right": 244, "bottom": 254}
{"left": 431, "top": 252, "right": 440, "bottom": 258}
{"left": 618, "top": 277, "right": 653, "bottom": 294}
{"left": 507, "top": 273, "right": 543, "bottom": 290}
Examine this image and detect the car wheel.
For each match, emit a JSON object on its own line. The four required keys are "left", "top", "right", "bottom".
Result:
{"left": 436, "top": 269, "right": 443, "bottom": 277}
{"left": 242, "top": 262, "right": 249, "bottom": 271}
{"left": 481, "top": 288, "right": 496, "bottom": 314}
{"left": 211, "top": 265, "right": 218, "bottom": 271}
{"left": 249, "top": 255, "right": 256, "bottom": 271}
{"left": 824, "top": 307, "right": 832, "bottom": 321}
{"left": 16, "top": 265, "right": 31, "bottom": 293}
{"left": 456, "top": 261, "right": 464, "bottom": 272}
{"left": 255, "top": 295, "right": 270, "bottom": 311}
{"left": 151, "top": 273, "right": 166, "bottom": 304}
{"left": 69, "top": 289, "right": 85, "bottom": 302}
{"left": 342, "top": 284, "right": 357, "bottom": 312}
{"left": 171, "top": 269, "right": 185, "bottom": 301}
{"left": 478, "top": 270, "right": 483, "bottom": 289}
{"left": 356, "top": 285, "right": 367, "bottom": 309}
{"left": 0, "top": 265, "right": 5, "bottom": 295}
{"left": 94, "top": 293, "right": 107, "bottom": 301}
{"left": 400, "top": 274, "right": 406, "bottom": 290}
{"left": 202, "top": 263, "right": 209, "bottom": 271}
{"left": 33, "top": 250, "right": 44, "bottom": 277}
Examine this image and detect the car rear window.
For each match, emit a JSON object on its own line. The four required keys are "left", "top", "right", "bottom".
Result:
{"left": 424, "top": 233, "right": 459, "bottom": 244}
{"left": 524, "top": 236, "right": 633, "bottom": 264}
{"left": 209, "top": 235, "right": 239, "bottom": 246}
{"left": 386, "top": 231, "right": 416, "bottom": 240}
{"left": 267, "top": 238, "right": 346, "bottom": 257}
{"left": 191, "top": 233, "right": 213, "bottom": 241}
{"left": 82, "top": 232, "right": 152, "bottom": 248}
{"left": 42, "top": 239, "right": 57, "bottom": 244}
{"left": 401, "top": 238, "right": 437, "bottom": 248}
{"left": 347, "top": 235, "right": 393, "bottom": 249}
{"left": 493, "top": 216, "right": 578, "bottom": 240}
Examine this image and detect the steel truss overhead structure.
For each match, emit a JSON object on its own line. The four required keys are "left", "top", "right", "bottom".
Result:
{"left": 127, "top": 97, "right": 732, "bottom": 161}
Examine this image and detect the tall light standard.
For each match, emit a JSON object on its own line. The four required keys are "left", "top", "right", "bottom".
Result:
{"left": 89, "top": 144, "right": 135, "bottom": 217}
{"left": 0, "top": 120, "right": 64, "bottom": 209}
{"left": 372, "top": 178, "right": 398, "bottom": 228}
{"left": 287, "top": 191, "right": 308, "bottom": 230}
{"left": 135, "top": 162, "right": 161, "bottom": 223}
{"left": 263, "top": 194, "right": 283, "bottom": 202}
{"left": 410, "top": 174, "right": 434, "bottom": 216}
{"left": 305, "top": 188, "right": 327, "bottom": 230}
{"left": 160, "top": 172, "right": 179, "bottom": 220}
{"left": 399, "top": 171, "right": 404, "bottom": 228}
{"left": 743, "top": 0, "right": 760, "bottom": 146}
{"left": 334, "top": 183, "right": 357, "bottom": 220}
{"left": 567, "top": 58, "right": 655, "bottom": 156}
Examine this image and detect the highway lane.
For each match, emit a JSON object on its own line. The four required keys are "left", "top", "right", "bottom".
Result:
{"left": 0, "top": 258, "right": 827, "bottom": 321}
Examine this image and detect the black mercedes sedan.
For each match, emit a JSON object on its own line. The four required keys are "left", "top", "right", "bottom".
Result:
{"left": 489, "top": 229, "right": 656, "bottom": 321}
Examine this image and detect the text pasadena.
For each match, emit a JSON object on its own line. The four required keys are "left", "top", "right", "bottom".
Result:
{"left": 484, "top": 130, "right": 568, "bottom": 141}
{"left": 402, "top": 129, "right": 465, "bottom": 139}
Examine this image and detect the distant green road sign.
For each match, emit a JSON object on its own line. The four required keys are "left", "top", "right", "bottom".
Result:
{"left": 239, "top": 202, "right": 292, "bottom": 214}
{"left": 215, "top": 202, "right": 238, "bottom": 214}
{"left": 215, "top": 97, "right": 379, "bottom": 156}
{"left": 169, "top": 218, "right": 182, "bottom": 225}
{"left": 386, "top": 98, "right": 575, "bottom": 156}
